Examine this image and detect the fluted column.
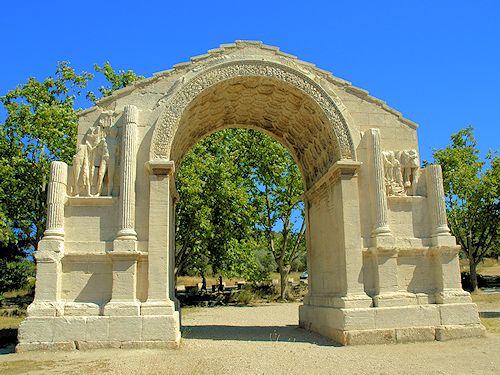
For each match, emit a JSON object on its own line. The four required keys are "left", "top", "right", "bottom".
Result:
{"left": 44, "top": 161, "right": 68, "bottom": 240}
{"left": 105, "top": 105, "right": 140, "bottom": 316}
{"left": 369, "top": 129, "right": 391, "bottom": 238}
{"left": 27, "top": 161, "right": 67, "bottom": 316}
{"left": 426, "top": 165, "right": 451, "bottom": 239}
{"left": 116, "top": 104, "right": 138, "bottom": 241}
{"left": 425, "top": 165, "right": 464, "bottom": 302}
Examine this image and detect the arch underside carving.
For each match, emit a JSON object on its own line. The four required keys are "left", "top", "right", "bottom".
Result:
{"left": 151, "top": 60, "right": 356, "bottom": 188}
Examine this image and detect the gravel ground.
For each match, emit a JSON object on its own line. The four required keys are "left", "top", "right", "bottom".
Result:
{"left": 1, "top": 302, "right": 499, "bottom": 374}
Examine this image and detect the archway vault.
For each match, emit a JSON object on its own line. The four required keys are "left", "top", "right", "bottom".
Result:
{"left": 150, "top": 59, "right": 356, "bottom": 188}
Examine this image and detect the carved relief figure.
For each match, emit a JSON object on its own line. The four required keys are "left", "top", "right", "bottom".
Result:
{"left": 396, "top": 149, "right": 419, "bottom": 195}
{"left": 71, "top": 143, "right": 87, "bottom": 196}
{"left": 382, "top": 149, "right": 419, "bottom": 196}
{"left": 98, "top": 114, "right": 120, "bottom": 196}
{"left": 95, "top": 137, "right": 110, "bottom": 195}
{"left": 70, "top": 112, "right": 119, "bottom": 197}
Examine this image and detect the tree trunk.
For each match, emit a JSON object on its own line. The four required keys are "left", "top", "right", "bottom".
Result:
{"left": 278, "top": 263, "right": 290, "bottom": 300}
{"left": 469, "top": 260, "right": 479, "bottom": 292}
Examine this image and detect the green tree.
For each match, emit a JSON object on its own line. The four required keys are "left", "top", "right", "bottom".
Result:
{"left": 176, "top": 129, "right": 306, "bottom": 298}
{"left": 243, "top": 131, "right": 306, "bottom": 299}
{"left": 431, "top": 127, "right": 499, "bottom": 291}
{"left": 175, "top": 130, "right": 262, "bottom": 280}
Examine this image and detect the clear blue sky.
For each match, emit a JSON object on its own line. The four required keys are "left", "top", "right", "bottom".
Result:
{"left": 1, "top": 0, "right": 499, "bottom": 163}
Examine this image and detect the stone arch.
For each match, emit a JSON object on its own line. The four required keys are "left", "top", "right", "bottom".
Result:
{"left": 150, "top": 59, "right": 356, "bottom": 188}
{"left": 17, "top": 43, "right": 483, "bottom": 352}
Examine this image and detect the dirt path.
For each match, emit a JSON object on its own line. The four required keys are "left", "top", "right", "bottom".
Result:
{"left": 1, "top": 302, "right": 499, "bottom": 374}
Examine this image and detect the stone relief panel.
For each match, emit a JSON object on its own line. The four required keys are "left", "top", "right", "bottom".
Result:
{"left": 70, "top": 112, "right": 120, "bottom": 197}
{"left": 382, "top": 149, "right": 419, "bottom": 196}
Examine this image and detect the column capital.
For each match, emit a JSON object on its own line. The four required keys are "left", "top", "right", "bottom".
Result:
{"left": 303, "top": 160, "right": 362, "bottom": 201}
{"left": 145, "top": 159, "right": 175, "bottom": 176}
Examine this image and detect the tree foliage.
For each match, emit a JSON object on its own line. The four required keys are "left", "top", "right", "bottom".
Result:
{"left": 87, "top": 62, "right": 144, "bottom": 102}
{"left": 431, "top": 127, "right": 500, "bottom": 291}
{"left": 175, "top": 130, "right": 261, "bottom": 280}
{"left": 242, "top": 131, "right": 306, "bottom": 299}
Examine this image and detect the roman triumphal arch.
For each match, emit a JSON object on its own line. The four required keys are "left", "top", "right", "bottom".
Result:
{"left": 17, "top": 41, "right": 484, "bottom": 351}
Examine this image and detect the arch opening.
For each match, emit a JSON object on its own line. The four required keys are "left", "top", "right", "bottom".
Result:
{"left": 174, "top": 128, "right": 307, "bottom": 296}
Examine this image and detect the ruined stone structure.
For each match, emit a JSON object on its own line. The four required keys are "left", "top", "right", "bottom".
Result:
{"left": 17, "top": 41, "right": 484, "bottom": 351}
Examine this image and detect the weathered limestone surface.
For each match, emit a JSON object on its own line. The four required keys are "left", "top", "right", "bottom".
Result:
{"left": 18, "top": 41, "right": 483, "bottom": 350}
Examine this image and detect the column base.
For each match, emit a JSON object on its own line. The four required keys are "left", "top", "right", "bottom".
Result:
{"left": 373, "top": 291, "right": 418, "bottom": 307}
{"left": 26, "top": 301, "right": 65, "bottom": 317}
{"left": 103, "top": 301, "right": 141, "bottom": 316}
{"left": 370, "top": 234, "right": 395, "bottom": 248}
{"left": 435, "top": 289, "right": 472, "bottom": 304}
{"left": 141, "top": 300, "right": 176, "bottom": 315}
{"left": 307, "top": 293, "right": 373, "bottom": 308}
{"left": 112, "top": 239, "right": 138, "bottom": 252}
{"left": 431, "top": 235, "right": 457, "bottom": 247}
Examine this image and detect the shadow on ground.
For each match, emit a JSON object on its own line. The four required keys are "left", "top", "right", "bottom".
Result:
{"left": 480, "top": 312, "right": 500, "bottom": 318}
{"left": 181, "top": 324, "right": 340, "bottom": 347}
{"left": 0, "top": 329, "right": 17, "bottom": 354}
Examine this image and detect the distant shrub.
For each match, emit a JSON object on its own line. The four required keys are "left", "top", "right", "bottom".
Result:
{"left": 234, "top": 289, "right": 254, "bottom": 305}
{"left": 0, "top": 258, "right": 35, "bottom": 295}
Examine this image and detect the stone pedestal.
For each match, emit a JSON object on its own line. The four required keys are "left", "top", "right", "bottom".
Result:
{"left": 103, "top": 252, "right": 141, "bottom": 316}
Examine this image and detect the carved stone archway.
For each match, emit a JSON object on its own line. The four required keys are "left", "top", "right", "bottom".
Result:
{"left": 17, "top": 41, "right": 484, "bottom": 351}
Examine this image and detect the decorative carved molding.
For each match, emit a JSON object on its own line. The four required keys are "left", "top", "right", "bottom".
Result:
{"left": 303, "top": 160, "right": 362, "bottom": 202}
{"left": 145, "top": 159, "right": 175, "bottom": 176}
{"left": 151, "top": 60, "right": 354, "bottom": 163}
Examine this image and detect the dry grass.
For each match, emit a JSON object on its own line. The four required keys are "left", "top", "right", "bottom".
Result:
{"left": 481, "top": 317, "right": 500, "bottom": 333}
{"left": 471, "top": 293, "right": 500, "bottom": 304}
{"left": 269, "top": 271, "right": 302, "bottom": 282}
{"left": 471, "top": 292, "right": 500, "bottom": 333}
{"left": 0, "top": 316, "right": 24, "bottom": 330}
{"left": 181, "top": 307, "right": 204, "bottom": 316}
{"left": 460, "top": 257, "right": 500, "bottom": 276}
